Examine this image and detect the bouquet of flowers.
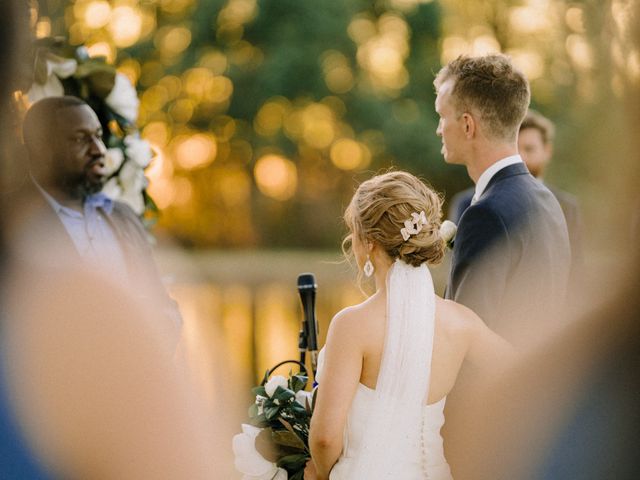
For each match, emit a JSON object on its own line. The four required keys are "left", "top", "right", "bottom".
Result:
{"left": 233, "top": 363, "right": 316, "bottom": 480}
{"left": 23, "top": 36, "right": 157, "bottom": 222}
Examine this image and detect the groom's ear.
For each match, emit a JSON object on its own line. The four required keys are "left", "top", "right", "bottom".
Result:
{"left": 462, "top": 113, "right": 475, "bottom": 139}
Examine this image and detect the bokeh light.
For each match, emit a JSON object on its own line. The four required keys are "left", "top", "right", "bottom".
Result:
{"left": 330, "top": 139, "right": 372, "bottom": 171}
{"left": 254, "top": 154, "right": 297, "bottom": 201}
{"left": 84, "top": 1, "right": 111, "bottom": 29}
{"left": 172, "top": 133, "right": 218, "bottom": 170}
{"left": 109, "top": 5, "right": 143, "bottom": 47}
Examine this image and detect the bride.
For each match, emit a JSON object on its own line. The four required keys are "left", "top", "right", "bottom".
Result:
{"left": 305, "top": 171, "right": 513, "bottom": 479}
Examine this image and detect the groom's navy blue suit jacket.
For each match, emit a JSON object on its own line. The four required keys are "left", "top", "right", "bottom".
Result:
{"left": 446, "top": 162, "right": 571, "bottom": 343}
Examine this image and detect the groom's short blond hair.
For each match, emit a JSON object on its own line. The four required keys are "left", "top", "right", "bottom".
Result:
{"left": 434, "top": 54, "right": 530, "bottom": 143}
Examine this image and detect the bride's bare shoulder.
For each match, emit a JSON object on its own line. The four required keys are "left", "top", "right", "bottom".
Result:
{"left": 328, "top": 296, "right": 381, "bottom": 339}
{"left": 435, "top": 296, "right": 483, "bottom": 338}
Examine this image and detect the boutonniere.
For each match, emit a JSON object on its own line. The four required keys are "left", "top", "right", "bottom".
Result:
{"left": 439, "top": 220, "right": 457, "bottom": 248}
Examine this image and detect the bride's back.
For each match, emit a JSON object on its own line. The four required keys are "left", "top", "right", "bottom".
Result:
{"left": 357, "top": 293, "right": 473, "bottom": 404}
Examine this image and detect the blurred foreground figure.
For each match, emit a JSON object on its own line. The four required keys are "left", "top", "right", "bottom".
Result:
{"left": 434, "top": 55, "right": 571, "bottom": 344}
{"left": 11, "top": 96, "right": 181, "bottom": 340}
{"left": 0, "top": 4, "right": 223, "bottom": 477}
{"left": 444, "top": 262, "right": 640, "bottom": 479}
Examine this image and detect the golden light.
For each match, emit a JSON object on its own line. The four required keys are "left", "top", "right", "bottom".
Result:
{"left": 347, "top": 15, "right": 376, "bottom": 44}
{"left": 330, "top": 139, "right": 372, "bottom": 171}
{"left": 159, "top": 0, "right": 195, "bottom": 15}
{"left": 169, "top": 99, "right": 195, "bottom": 123}
{"left": 158, "top": 75, "right": 183, "bottom": 101}
{"left": 254, "top": 284, "right": 298, "bottom": 378}
{"left": 565, "top": 6, "right": 585, "bottom": 33}
{"left": 86, "top": 42, "right": 115, "bottom": 63}
{"left": 509, "top": 49, "right": 544, "bottom": 80}
{"left": 36, "top": 18, "right": 51, "bottom": 38}
{"left": 366, "top": 40, "right": 404, "bottom": 76}
{"left": 173, "top": 176, "right": 194, "bottom": 207}
{"left": 472, "top": 35, "right": 501, "bottom": 56}
{"left": 509, "top": 6, "right": 550, "bottom": 34}
{"left": 142, "top": 121, "right": 172, "bottom": 148}
{"left": 141, "top": 84, "right": 170, "bottom": 113}
{"left": 254, "top": 98, "right": 290, "bottom": 137}
{"left": 183, "top": 68, "right": 213, "bottom": 100}
{"left": 302, "top": 103, "right": 336, "bottom": 150}
{"left": 143, "top": 143, "right": 167, "bottom": 182}
{"left": 611, "top": 0, "right": 632, "bottom": 37}
{"left": 322, "top": 51, "right": 354, "bottom": 94}
{"left": 156, "top": 26, "right": 192, "bottom": 57}
{"left": 148, "top": 176, "right": 175, "bottom": 210}
{"left": 118, "top": 59, "right": 141, "bottom": 86}
{"left": 173, "top": 133, "right": 218, "bottom": 170}
{"left": 441, "top": 35, "right": 469, "bottom": 64}
{"left": 218, "top": 0, "right": 258, "bottom": 26}
{"left": 628, "top": 50, "right": 640, "bottom": 82}
{"left": 84, "top": 1, "right": 111, "bottom": 29}
{"left": 205, "top": 76, "right": 234, "bottom": 104}
{"left": 108, "top": 6, "right": 143, "bottom": 48}
{"left": 254, "top": 154, "right": 298, "bottom": 201}
{"left": 566, "top": 34, "right": 593, "bottom": 70}
{"left": 199, "top": 50, "right": 229, "bottom": 75}
{"left": 219, "top": 168, "right": 251, "bottom": 206}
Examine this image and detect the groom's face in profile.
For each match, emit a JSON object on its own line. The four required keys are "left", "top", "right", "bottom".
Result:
{"left": 435, "top": 79, "right": 466, "bottom": 166}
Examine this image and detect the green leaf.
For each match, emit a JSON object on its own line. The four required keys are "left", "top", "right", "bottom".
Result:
{"left": 252, "top": 386, "right": 267, "bottom": 397}
{"left": 264, "top": 405, "right": 280, "bottom": 420}
{"left": 255, "top": 428, "right": 280, "bottom": 463}
{"left": 289, "top": 470, "right": 304, "bottom": 480}
{"left": 261, "top": 369, "right": 270, "bottom": 386}
{"left": 277, "top": 453, "right": 308, "bottom": 470}
{"left": 290, "top": 374, "right": 308, "bottom": 392}
{"left": 273, "top": 386, "right": 295, "bottom": 402}
{"left": 271, "top": 429, "right": 306, "bottom": 450}
{"left": 75, "top": 61, "right": 116, "bottom": 99}
{"left": 249, "top": 413, "right": 268, "bottom": 428}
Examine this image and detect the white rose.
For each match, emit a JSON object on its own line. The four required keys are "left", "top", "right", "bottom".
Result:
{"left": 103, "top": 148, "right": 125, "bottom": 176}
{"left": 101, "top": 176, "right": 122, "bottom": 200}
{"left": 295, "top": 390, "right": 312, "bottom": 408}
{"left": 117, "top": 161, "right": 148, "bottom": 215}
{"left": 27, "top": 56, "right": 78, "bottom": 103}
{"left": 232, "top": 424, "right": 287, "bottom": 480}
{"left": 264, "top": 375, "right": 288, "bottom": 398}
{"left": 124, "top": 135, "right": 153, "bottom": 168}
{"left": 439, "top": 220, "right": 457, "bottom": 244}
{"left": 105, "top": 73, "right": 140, "bottom": 124}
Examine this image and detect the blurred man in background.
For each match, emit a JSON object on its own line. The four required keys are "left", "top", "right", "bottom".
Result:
{"left": 12, "top": 96, "right": 182, "bottom": 340}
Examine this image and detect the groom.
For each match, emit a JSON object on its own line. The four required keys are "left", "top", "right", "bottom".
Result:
{"left": 434, "top": 55, "right": 571, "bottom": 343}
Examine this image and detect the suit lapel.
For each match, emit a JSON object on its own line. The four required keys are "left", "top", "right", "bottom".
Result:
{"left": 483, "top": 162, "right": 530, "bottom": 195}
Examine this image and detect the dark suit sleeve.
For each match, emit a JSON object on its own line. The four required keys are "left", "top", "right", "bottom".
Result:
{"left": 448, "top": 189, "right": 473, "bottom": 224}
{"left": 449, "top": 203, "right": 510, "bottom": 327}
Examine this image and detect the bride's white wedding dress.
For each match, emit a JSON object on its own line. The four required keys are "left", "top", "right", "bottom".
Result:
{"left": 316, "top": 260, "right": 453, "bottom": 479}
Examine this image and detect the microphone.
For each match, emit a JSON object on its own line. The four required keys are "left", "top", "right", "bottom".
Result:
{"left": 297, "top": 273, "right": 319, "bottom": 376}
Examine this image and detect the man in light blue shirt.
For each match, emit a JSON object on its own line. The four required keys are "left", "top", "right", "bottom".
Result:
{"left": 19, "top": 96, "right": 181, "bottom": 337}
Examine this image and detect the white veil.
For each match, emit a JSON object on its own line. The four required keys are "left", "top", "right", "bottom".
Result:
{"left": 346, "top": 258, "right": 436, "bottom": 478}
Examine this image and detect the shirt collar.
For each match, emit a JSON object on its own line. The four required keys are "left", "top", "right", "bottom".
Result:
{"left": 33, "top": 178, "right": 114, "bottom": 217}
{"left": 473, "top": 154, "right": 523, "bottom": 203}
{"left": 85, "top": 193, "right": 114, "bottom": 215}
{"left": 33, "top": 179, "right": 84, "bottom": 219}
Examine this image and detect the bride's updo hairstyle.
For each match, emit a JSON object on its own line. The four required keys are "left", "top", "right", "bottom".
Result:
{"left": 344, "top": 171, "right": 445, "bottom": 267}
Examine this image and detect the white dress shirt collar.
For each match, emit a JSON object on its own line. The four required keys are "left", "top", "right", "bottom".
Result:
{"left": 472, "top": 154, "right": 523, "bottom": 203}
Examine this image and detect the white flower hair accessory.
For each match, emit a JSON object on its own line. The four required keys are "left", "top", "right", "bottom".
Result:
{"left": 439, "top": 220, "right": 457, "bottom": 247}
{"left": 400, "top": 210, "right": 427, "bottom": 241}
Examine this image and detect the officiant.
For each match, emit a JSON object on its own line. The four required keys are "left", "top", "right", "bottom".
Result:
{"left": 10, "top": 96, "right": 181, "bottom": 341}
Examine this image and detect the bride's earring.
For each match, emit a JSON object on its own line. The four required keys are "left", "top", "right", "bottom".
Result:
{"left": 364, "top": 255, "right": 374, "bottom": 277}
